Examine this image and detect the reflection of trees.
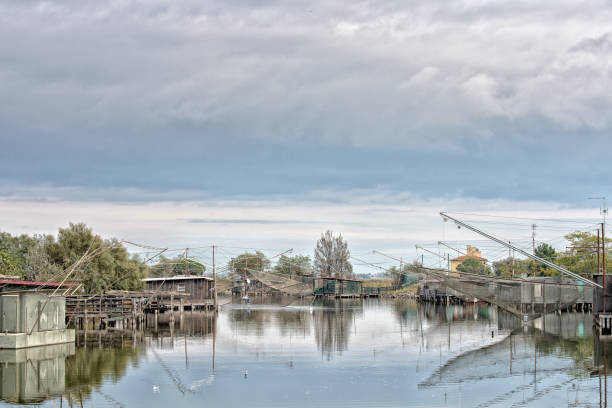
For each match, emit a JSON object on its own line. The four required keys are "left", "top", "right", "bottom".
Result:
{"left": 228, "top": 309, "right": 273, "bottom": 337}
{"left": 534, "top": 330, "right": 594, "bottom": 375}
{"left": 226, "top": 307, "right": 313, "bottom": 338}
{"left": 145, "top": 312, "right": 216, "bottom": 339}
{"left": 313, "top": 298, "right": 362, "bottom": 359}
{"left": 64, "top": 346, "right": 145, "bottom": 402}
{"left": 392, "top": 300, "right": 418, "bottom": 326}
{"left": 276, "top": 309, "right": 312, "bottom": 337}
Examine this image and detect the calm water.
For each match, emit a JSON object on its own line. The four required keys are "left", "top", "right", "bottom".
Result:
{"left": 1, "top": 298, "right": 610, "bottom": 407}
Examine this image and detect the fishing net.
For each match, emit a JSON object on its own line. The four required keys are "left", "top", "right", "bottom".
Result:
{"left": 418, "top": 267, "right": 592, "bottom": 321}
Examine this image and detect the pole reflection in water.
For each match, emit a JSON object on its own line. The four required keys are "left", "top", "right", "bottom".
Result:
{"left": 595, "top": 334, "right": 612, "bottom": 407}
{"left": 7, "top": 299, "right": 612, "bottom": 407}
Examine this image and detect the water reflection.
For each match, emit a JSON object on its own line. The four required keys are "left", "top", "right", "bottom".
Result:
{"left": 64, "top": 344, "right": 144, "bottom": 404}
{"left": 5, "top": 299, "right": 612, "bottom": 407}
{"left": 312, "top": 298, "right": 363, "bottom": 358}
{"left": 0, "top": 343, "right": 74, "bottom": 404}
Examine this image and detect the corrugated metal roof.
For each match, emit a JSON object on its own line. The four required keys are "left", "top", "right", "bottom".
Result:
{"left": 142, "top": 275, "right": 213, "bottom": 282}
{"left": 0, "top": 280, "right": 77, "bottom": 287}
{"left": 313, "top": 277, "right": 363, "bottom": 282}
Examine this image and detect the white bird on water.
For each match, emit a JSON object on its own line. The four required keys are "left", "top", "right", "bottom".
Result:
{"left": 152, "top": 385, "right": 160, "bottom": 393}
{"left": 243, "top": 369, "right": 248, "bottom": 378}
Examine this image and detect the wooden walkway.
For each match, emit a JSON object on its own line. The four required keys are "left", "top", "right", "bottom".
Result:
{"left": 65, "top": 291, "right": 214, "bottom": 331}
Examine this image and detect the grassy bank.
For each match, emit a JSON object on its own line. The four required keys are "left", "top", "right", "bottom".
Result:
{"left": 362, "top": 279, "right": 393, "bottom": 288}
{"left": 381, "top": 283, "right": 418, "bottom": 297}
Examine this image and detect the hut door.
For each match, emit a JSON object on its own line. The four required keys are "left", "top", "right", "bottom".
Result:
{"left": 1, "top": 296, "right": 18, "bottom": 333}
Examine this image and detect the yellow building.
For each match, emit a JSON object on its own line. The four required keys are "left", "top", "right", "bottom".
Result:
{"left": 450, "top": 246, "right": 487, "bottom": 275}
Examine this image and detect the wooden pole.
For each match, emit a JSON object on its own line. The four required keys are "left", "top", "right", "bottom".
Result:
{"left": 170, "top": 294, "right": 175, "bottom": 328}
{"left": 185, "top": 248, "right": 190, "bottom": 276}
{"left": 213, "top": 245, "right": 218, "bottom": 310}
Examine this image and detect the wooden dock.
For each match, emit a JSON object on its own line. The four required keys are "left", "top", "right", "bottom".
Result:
{"left": 65, "top": 291, "right": 215, "bottom": 331}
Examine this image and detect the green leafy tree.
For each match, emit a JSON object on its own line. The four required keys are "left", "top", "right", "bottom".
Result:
{"left": 0, "top": 232, "right": 38, "bottom": 273}
{"left": 273, "top": 254, "right": 312, "bottom": 279}
{"left": 456, "top": 258, "right": 490, "bottom": 275}
{"left": 229, "top": 251, "right": 270, "bottom": 276}
{"left": 45, "top": 223, "right": 145, "bottom": 294}
{"left": 556, "top": 231, "right": 612, "bottom": 278}
{"left": 148, "top": 255, "right": 205, "bottom": 278}
{"left": 314, "top": 230, "right": 353, "bottom": 278}
{"left": 0, "top": 250, "right": 20, "bottom": 277}
{"left": 529, "top": 243, "right": 558, "bottom": 276}
{"left": 23, "top": 237, "right": 62, "bottom": 281}
{"left": 492, "top": 257, "right": 531, "bottom": 278}
{"left": 535, "top": 243, "right": 557, "bottom": 262}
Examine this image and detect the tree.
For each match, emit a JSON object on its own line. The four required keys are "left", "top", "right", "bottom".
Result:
{"left": 229, "top": 251, "right": 270, "bottom": 276}
{"left": 274, "top": 254, "right": 311, "bottom": 279}
{"left": 492, "top": 257, "right": 531, "bottom": 278}
{"left": 556, "top": 231, "right": 612, "bottom": 278}
{"left": 148, "top": 255, "right": 205, "bottom": 278}
{"left": 0, "top": 250, "right": 20, "bottom": 277}
{"left": 535, "top": 243, "right": 557, "bottom": 262}
{"left": 528, "top": 243, "right": 558, "bottom": 276}
{"left": 0, "top": 232, "right": 38, "bottom": 273}
{"left": 314, "top": 230, "right": 352, "bottom": 278}
{"left": 456, "top": 258, "right": 490, "bottom": 275}
{"left": 23, "top": 237, "right": 62, "bottom": 281}
{"left": 385, "top": 266, "right": 403, "bottom": 288}
{"left": 45, "top": 223, "right": 145, "bottom": 294}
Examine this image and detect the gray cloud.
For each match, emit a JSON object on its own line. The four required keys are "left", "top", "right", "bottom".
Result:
{"left": 184, "top": 218, "right": 312, "bottom": 224}
{"left": 0, "top": 0, "right": 610, "bottom": 203}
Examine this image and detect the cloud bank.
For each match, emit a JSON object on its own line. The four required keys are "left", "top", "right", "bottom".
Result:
{"left": 1, "top": 0, "right": 610, "bottom": 204}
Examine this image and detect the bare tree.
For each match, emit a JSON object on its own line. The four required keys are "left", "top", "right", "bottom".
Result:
{"left": 314, "top": 230, "right": 352, "bottom": 278}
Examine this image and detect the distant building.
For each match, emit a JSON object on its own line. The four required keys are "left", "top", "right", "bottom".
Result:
{"left": 450, "top": 246, "right": 487, "bottom": 274}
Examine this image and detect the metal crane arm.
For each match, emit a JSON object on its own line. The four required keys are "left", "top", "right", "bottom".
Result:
{"left": 440, "top": 212, "right": 601, "bottom": 288}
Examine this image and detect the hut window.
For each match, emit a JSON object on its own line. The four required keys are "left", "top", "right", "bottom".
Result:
{"left": 177, "top": 284, "right": 185, "bottom": 292}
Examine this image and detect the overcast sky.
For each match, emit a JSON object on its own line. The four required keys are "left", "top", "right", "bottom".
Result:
{"left": 0, "top": 0, "right": 610, "bottom": 269}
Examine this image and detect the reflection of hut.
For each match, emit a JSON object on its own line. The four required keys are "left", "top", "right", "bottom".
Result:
{"left": 313, "top": 277, "right": 363, "bottom": 297}
{"left": 0, "top": 343, "right": 75, "bottom": 404}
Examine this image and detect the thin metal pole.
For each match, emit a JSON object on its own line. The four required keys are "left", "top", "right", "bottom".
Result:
{"left": 532, "top": 224, "right": 536, "bottom": 255}
{"left": 599, "top": 229, "right": 602, "bottom": 315}
{"left": 604, "top": 223, "right": 607, "bottom": 314}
